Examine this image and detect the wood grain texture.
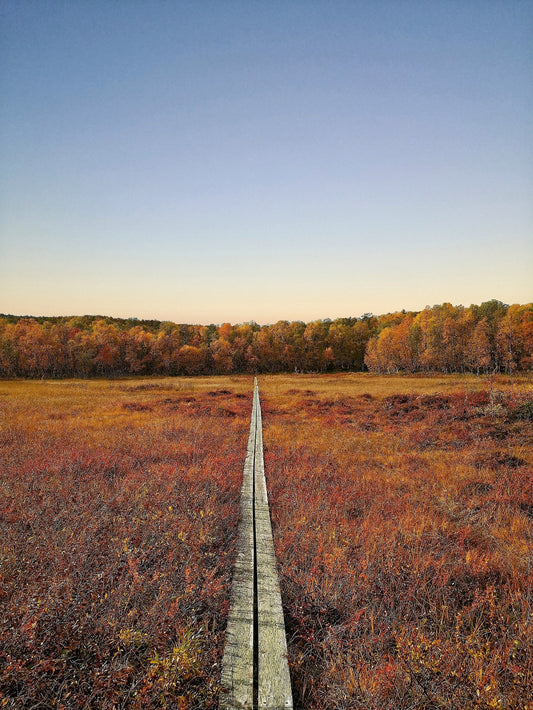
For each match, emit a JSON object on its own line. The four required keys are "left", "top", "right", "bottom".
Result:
{"left": 254, "top": 386, "right": 293, "bottom": 709}
{"left": 221, "top": 379, "right": 292, "bottom": 709}
{"left": 220, "top": 407, "right": 256, "bottom": 708}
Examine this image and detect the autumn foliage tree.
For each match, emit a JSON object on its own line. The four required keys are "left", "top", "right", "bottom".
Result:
{"left": 365, "top": 301, "right": 532, "bottom": 374}
{"left": 0, "top": 301, "right": 531, "bottom": 378}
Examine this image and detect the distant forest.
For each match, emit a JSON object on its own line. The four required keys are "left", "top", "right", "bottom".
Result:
{"left": 0, "top": 300, "right": 531, "bottom": 378}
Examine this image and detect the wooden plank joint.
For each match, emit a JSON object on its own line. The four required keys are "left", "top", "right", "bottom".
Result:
{"left": 221, "top": 378, "right": 293, "bottom": 710}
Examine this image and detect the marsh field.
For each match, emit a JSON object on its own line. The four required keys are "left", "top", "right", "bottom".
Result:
{"left": 1, "top": 373, "right": 532, "bottom": 709}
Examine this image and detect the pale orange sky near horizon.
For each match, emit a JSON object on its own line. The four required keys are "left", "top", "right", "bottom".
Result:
{"left": 1, "top": 1, "right": 532, "bottom": 325}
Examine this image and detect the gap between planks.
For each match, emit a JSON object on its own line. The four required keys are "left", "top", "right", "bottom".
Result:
{"left": 220, "top": 378, "right": 293, "bottom": 710}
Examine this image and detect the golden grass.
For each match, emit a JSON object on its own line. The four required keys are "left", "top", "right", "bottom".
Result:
{"left": 258, "top": 371, "right": 533, "bottom": 398}
{"left": 1, "top": 373, "right": 532, "bottom": 708}
{"left": 0, "top": 376, "right": 253, "bottom": 708}
{"left": 259, "top": 373, "right": 533, "bottom": 709}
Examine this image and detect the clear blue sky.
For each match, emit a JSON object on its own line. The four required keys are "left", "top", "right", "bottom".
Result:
{"left": 1, "top": 0, "right": 532, "bottom": 324}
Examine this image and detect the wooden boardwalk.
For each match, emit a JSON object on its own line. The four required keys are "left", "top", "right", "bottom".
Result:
{"left": 221, "top": 379, "right": 293, "bottom": 709}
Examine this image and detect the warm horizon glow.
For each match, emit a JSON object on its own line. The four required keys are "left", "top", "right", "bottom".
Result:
{"left": 1, "top": 1, "right": 532, "bottom": 323}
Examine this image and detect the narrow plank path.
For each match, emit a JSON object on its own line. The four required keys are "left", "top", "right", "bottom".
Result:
{"left": 221, "top": 379, "right": 292, "bottom": 709}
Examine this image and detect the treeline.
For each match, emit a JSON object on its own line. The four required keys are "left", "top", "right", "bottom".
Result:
{"left": 365, "top": 301, "right": 532, "bottom": 374}
{"left": 0, "top": 300, "right": 531, "bottom": 378}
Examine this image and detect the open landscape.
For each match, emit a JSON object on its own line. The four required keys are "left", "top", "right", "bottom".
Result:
{"left": 260, "top": 374, "right": 533, "bottom": 708}
{"left": 0, "top": 377, "right": 251, "bottom": 708}
{"left": 1, "top": 373, "right": 531, "bottom": 708}
{"left": 3, "top": 2, "right": 532, "bottom": 707}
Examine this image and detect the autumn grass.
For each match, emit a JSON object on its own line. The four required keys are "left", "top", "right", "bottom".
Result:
{"left": 1, "top": 373, "right": 531, "bottom": 708}
{"left": 260, "top": 373, "right": 533, "bottom": 709}
{"left": 0, "top": 376, "right": 253, "bottom": 709}
{"left": 259, "top": 371, "right": 533, "bottom": 398}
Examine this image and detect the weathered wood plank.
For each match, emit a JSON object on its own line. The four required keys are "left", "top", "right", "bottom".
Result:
{"left": 254, "top": 385, "right": 293, "bottom": 709}
{"left": 221, "top": 379, "right": 292, "bottom": 709}
{"left": 220, "top": 403, "right": 256, "bottom": 709}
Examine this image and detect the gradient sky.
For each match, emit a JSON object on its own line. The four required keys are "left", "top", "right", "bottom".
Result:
{"left": 1, "top": 1, "right": 532, "bottom": 325}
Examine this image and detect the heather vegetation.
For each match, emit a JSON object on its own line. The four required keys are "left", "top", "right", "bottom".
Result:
{"left": 0, "top": 378, "right": 251, "bottom": 708}
{"left": 1, "top": 300, "right": 531, "bottom": 379}
{"left": 260, "top": 374, "right": 533, "bottom": 708}
{"left": 1, "top": 373, "right": 532, "bottom": 708}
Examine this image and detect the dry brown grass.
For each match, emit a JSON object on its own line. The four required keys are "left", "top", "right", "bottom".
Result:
{"left": 260, "top": 373, "right": 533, "bottom": 709}
{"left": 1, "top": 373, "right": 532, "bottom": 708}
{"left": 0, "top": 376, "right": 253, "bottom": 709}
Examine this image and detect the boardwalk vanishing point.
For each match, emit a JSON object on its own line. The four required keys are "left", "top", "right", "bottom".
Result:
{"left": 221, "top": 379, "right": 293, "bottom": 709}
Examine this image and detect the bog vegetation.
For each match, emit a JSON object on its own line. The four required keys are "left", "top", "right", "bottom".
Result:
{"left": 0, "top": 378, "right": 251, "bottom": 708}
{"left": 1, "top": 300, "right": 531, "bottom": 378}
{"left": 260, "top": 374, "right": 533, "bottom": 708}
{"left": 1, "top": 373, "right": 532, "bottom": 708}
